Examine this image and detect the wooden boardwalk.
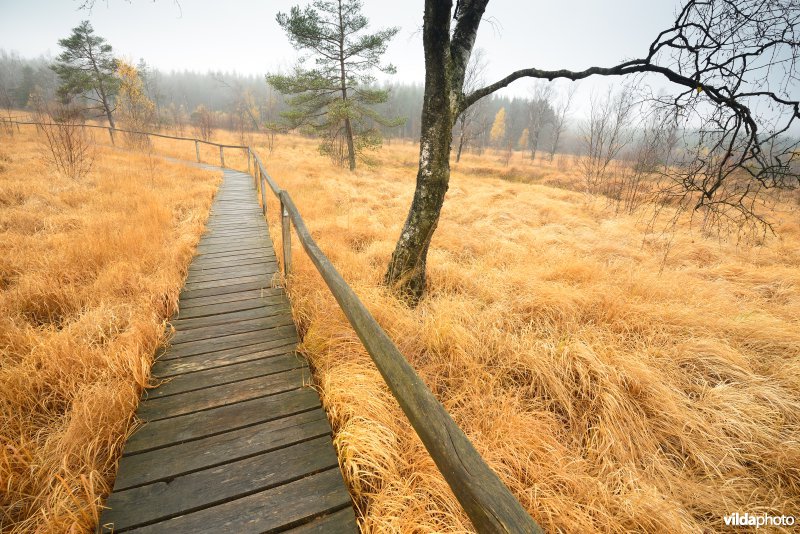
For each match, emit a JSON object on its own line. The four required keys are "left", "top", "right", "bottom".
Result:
{"left": 99, "top": 168, "right": 357, "bottom": 533}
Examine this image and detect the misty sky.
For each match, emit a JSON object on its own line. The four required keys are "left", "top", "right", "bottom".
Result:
{"left": 0, "top": 0, "right": 681, "bottom": 113}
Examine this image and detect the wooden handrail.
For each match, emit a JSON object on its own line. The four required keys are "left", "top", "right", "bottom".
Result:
{"left": 0, "top": 119, "right": 248, "bottom": 149}
{"left": 7, "top": 118, "right": 544, "bottom": 533}
{"left": 279, "top": 191, "right": 542, "bottom": 533}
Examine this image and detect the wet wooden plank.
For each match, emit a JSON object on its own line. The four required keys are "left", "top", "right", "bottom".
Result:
{"left": 152, "top": 339, "right": 298, "bottom": 377}
{"left": 157, "top": 324, "right": 298, "bottom": 360}
{"left": 169, "top": 313, "right": 295, "bottom": 345}
{"left": 112, "top": 410, "right": 332, "bottom": 491}
{"left": 148, "top": 353, "right": 306, "bottom": 398}
{"left": 288, "top": 508, "right": 359, "bottom": 533}
{"left": 188, "top": 253, "right": 276, "bottom": 270}
{"left": 170, "top": 303, "right": 290, "bottom": 330}
{"left": 172, "top": 294, "right": 287, "bottom": 320}
{"left": 178, "top": 279, "right": 276, "bottom": 300}
{"left": 137, "top": 367, "right": 310, "bottom": 421}
{"left": 124, "top": 387, "right": 322, "bottom": 455}
{"left": 177, "top": 287, "right": 284, "bottom": 309}
{"left": 102, "top": 437, "right": 339, "bottom": 531}
{"left": 118, "top": 468, "right": 353, "bottom": 534}
{"left": 184, "top": 263, "right": 278, "bottom": 284}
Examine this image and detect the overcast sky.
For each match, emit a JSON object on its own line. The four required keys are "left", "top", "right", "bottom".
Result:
{"left": 0, "top": 0, "right": 681, "bottom": 113}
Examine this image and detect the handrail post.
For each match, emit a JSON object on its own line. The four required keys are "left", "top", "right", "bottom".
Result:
{"left": 247, "top": 147, "right": 252, "bottom": 175}
{"left": 280, "top": 193, "right": 292, "bottom": 277}
{"left": 253, "top": 153, "right": 259, "bottom": 190}
{"left": 219, "top": 145, "right": 224, "bottom": 167}
{"left": 195, "top": 140, "right": 200, "bottom": 162}
{"left": 261, "top": 176, "right": 268, "bottom": 216}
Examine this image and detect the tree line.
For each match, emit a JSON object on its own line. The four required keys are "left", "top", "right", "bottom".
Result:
{"left": 0, "top": 47, "right": 581, "bottom": 157}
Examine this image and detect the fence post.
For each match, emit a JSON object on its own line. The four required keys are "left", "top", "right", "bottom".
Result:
{"left": 247, "top": 148, "right": 251, "bottom": 175}
{"left": 219, "top": 145, "right": 224, "bottom": 167}
{"left": 280, "top": 193, "right": 292, "bottom": 277}
{"left": 261, "top": 176, "right": 268, "bottom": 216}
{"left": 195, "top": 140, "right": 200, "bottom": 162}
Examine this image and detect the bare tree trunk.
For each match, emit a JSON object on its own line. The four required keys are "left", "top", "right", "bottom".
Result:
{"left": 344, "top": 116, "right": 356, "bottom": 170}
{"left": 338, "top": 0, "right": 357, "bottom": 171}
{"left": 529, "top": 131, "right": 539, "bottom": 161}
{"left": 456, "top": 122, "right": 465, "bottom": 162}
{"left": 384, "top": 1, "right": 454, "bottom": 302}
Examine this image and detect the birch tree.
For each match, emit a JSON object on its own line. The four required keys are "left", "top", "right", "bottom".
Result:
{"left": 385, "top": 0, "right": 800, "bottom": 302}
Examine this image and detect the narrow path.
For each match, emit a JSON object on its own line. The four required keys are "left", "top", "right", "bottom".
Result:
{"left": 98, "top": 168, "right": 357, "bottom": 533}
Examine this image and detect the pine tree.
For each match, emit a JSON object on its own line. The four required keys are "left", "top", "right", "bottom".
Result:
{"left": 267, "top": 0, "right": 402, "bottom": 170}
{"left": 51, "top": 21, "right": 119, "bottom": 128}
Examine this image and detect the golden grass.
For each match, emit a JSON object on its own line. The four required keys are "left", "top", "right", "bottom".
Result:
{"left": 0, "top": 127, "right": 220, "bottom": 532}
{"left": 243, "top": 134, "right": 799, "bottom": 532}
{"left": 3, "top": 122, "right": 799, "bottom": 533}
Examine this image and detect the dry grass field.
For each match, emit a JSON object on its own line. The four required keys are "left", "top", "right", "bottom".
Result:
{"left": 250, "top": 134, "right": 800, "bottom": 532}
{"left": 0, "top": 126, "right": 220, "bottom": 532}
{"left": 2, "top": 123, "right": 799, "bottom": 533}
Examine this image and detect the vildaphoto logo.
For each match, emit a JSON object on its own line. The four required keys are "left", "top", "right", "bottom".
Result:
{"left": 723, "top": 512, "right": 795, "bottom": 528}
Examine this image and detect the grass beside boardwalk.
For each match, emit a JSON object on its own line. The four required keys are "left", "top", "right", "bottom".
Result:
{"left": 254, "top": 134, "right": 800, "bottom": 532}
{"left": 2, "top": 124, "right": 799, "bottom": 532}
{"left": 0, "top": 127, "right": 220, "bottom": 532}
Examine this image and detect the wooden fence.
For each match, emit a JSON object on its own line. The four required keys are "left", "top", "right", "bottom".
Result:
{"left": 3, "top": 119, "right": 544, "bottom": 534}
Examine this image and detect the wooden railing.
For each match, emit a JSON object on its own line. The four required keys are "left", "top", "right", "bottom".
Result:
{"left": 4, "top": 119, "right": 544, "bottom": 534}
{"left": 0, "top": 119, "right": 252, "bottom": 171}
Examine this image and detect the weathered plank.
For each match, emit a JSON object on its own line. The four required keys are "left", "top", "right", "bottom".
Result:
{"left": 148, "top": 353, "right": 305, "bottom": 398}
{"left": 152, "top": 339, "right": 298, "bottom": 377}
{"left": 137, "top": 367, "right": 309, "bottom": 421}
{"left": 102, "top": 437, "right": 339, "bottom": 531}
{"left": 124, "top": 387, "right": 321, "bottom": 455}
{"left": 195, "top": 237, "right": 271, "bottom": 250}
{"left": 177, "top": 288, "right": 284, "bottom": 309}
{"left": 157, "top": 324, "right": 298, "bottom": 360}
{"left": 118, "top": 468, "right": 353, "bottom": 534}
{"left": 112, "top": 410, "right": 332, "bottom": 491}
{"left": 172, "top": 293, "right": 288, "bottom": 320}
{"left": 188, "top": 257, "right": 277, "bottom": 274}
{"left": 288, "top": 508, "right": 359, "bottom": 533}
{"left": 169, "top": 303, "right": 290, "bottom": 330}
{"left": 178, "top": 279, "right": 276, "bottom": 300}
{"left": 169, "top": 313, "right": 295, "bottom": 345}
{"left": 184, "top": 263, "right": 278, "bottom": 284}
{"left": 201, "top": 228, "right": 269, "bottom": 238}
{"left": 188, "top": 252, "right": 276, "bottom": 270}
{"left": 182, "top": 274, "right": 270, "bottom": 292}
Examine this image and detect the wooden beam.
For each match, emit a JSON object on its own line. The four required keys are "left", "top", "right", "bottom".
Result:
{"left": 280, "top": 196, "right": 292, "bottom": 277}
{"left": 279, "top": 191, "right": 542, "bottom": 533}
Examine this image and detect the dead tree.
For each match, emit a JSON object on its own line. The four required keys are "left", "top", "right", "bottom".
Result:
{"left": 548, "top": 84, "right": 576, "bottom": 161}
{"left": 579, "top": 87, "right": 635, "bottom": 192}
{"left": 526, "top": 82, "right": 553, "bottom": 161}
{"left": 454, "top": 48, "right": 488, "bottom": 162}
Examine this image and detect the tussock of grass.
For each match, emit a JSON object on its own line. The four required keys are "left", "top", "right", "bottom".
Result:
{"left": 3, "top": 124, "right": 798, "bottom": 532}
{"left": 252, "top": 134, "right": 800, "bottom": 532}
{"left": 0, "top": 129, "right": 219, "bottom": 532}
